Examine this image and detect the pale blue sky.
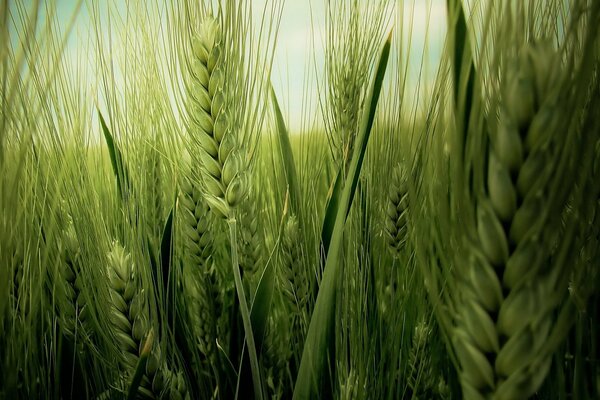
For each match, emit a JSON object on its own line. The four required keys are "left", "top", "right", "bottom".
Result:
{"left": 16, "top": 1, "right": 448, "bottom": 133}
{"left": 269, "top": 1, "right": 447, "bottom": 132}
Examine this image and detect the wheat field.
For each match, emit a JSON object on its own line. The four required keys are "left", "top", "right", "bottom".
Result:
{"left": 1, "top": 1, "right": 600, "bottom": 399}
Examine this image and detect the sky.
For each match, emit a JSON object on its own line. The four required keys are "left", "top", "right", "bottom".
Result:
{"left": 268, "top": 0, "right": 448, "bottom": 132}
{"left": 16, "top": 0, "right": 449, "bottom": 134}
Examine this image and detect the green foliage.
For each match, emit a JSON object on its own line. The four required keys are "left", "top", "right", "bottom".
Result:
{"left": 2, "top": 1, "right": 600, "bottom": 400}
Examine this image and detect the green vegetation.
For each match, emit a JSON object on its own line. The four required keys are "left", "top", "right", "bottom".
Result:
{"left": 1, "top": 1, "right": 600, "bottom": 399}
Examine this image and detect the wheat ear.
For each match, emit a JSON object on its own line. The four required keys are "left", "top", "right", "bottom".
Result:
{"left": 453, "top": 42, "right": 569, "bottom": 400}
{"left": 107, "top": 242, "right": 173, "bottom": 399}
{"left": 188, "top": 16, "right": 247, "bottom": 219}
{"left": 385, "top": 164, "right": 409, "bottom": 257}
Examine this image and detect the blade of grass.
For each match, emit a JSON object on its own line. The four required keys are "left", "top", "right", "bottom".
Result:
{"left": 161, "top": 206, "right": 174, "bottom": 297}
{"left": 98, "top": 109, "right": 132, "bottom": 202}
{"left": 321, "top": 169, "right": 343, "bottom": 257}
{"left": 271, "top": 84, "right": 302, "bottom": 218}
{"left": 293, "top": 29, "right": 392, "bottom": 400}
{"left": 148, "top": 203, "right": 175, "bottom": 337}
{"left": 228, "top": 217, "right": 264, "bottom": 400}
{"left": 446, "top": 0, "right": 475, "bottom": 155}
{"left": 249, "top": 192, "right": 290, "bottom": 350}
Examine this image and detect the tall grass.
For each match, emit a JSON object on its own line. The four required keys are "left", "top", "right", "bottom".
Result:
{"left": 1, "top": 1, "right": 599, "bottom": 399}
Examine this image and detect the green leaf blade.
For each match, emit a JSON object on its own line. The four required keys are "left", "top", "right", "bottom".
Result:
{"left": 293, "top": 29, "right": 393, "bottom": 400}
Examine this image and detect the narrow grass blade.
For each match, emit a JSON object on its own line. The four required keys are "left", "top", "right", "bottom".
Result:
{"left": 160, "top": 206, "right": 174, "bottom": 294}
{"left": 228, "top": 218, "right": 264, "bottom": 400}
{"left": 147, "top": 203, "right": 175, "bottom": 337}
{"left": 98, "top": 109, "right": 131, "bottom": 202}
{"left": 321, "top": 169, "right": 342, "bottom": 257}
{"left": 446, "top": 0, "right": 475, "bottom": 150}
{"left": 271, "top": 84, "right": 302, "bottom": 218}
{"left": 293, "top": 29, "right": 392, "bottom": 400}
{"left": 250, "top": 250, "right": 275, "bottom": 350}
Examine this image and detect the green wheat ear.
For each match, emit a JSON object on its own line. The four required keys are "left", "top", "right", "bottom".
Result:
{"left": 184, "top": 265, "right": 220, "bottom": 361}
{"left": 106, "top": 241, "right": 173, "bottom": 398}
{"left": 453, "top": 42, "right": 572, "bottom": 399}
{"left": 385, "top": 164, "right": 409, "bottom": 257}
{"left": 58, "top": 221, "right": 91, "bottom": 343}
{"left": 281, "top": 214, "right": 308, "bottom": 313}
{"left": 237, "top": 198, "right": 263, "bottom": 276}
{"left": 188, "top": 16, "right": 247, "bottom": 219}
{"left": 180, "top": 174, "right": 214, "bottom": 269}
{"left": 179, "top": 169, "right": 222, "bottom": 361}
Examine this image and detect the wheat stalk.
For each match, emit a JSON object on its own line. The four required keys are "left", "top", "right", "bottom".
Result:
{"left": 179, "top": 167, "right": 225, "bottom": 367}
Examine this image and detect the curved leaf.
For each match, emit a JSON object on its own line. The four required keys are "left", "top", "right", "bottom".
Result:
{"left": 293, "top": 29, "right": 393, "bottom": 400}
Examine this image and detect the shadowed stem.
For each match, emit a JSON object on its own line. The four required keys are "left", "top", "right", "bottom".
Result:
{"left": 228, "top": 216, "right": 263, "bottom": 400}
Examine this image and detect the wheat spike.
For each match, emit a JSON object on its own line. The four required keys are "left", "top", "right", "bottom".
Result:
{"left": 406, "top": 319, "right": 439, "bottom": 400}
{"left": 184, "top": 266, "right": 220, "bottom": 361}
{"left": 385, "top": 164, "right": 409, "bottom": 256}
{"left": 188, "top": 16, "right": 247, "bottom": 219}
{"left": 180, "top": 174, "right": 214, "bottom": 269}
{"left": 165, "top": 369, "right": 190, "bottom": 400}
{"left": 335, "top": 65, "right": 362, "bottom": 166}
{"left": 58, "top": 221, "right": 91, "bottom": 343}
{"left": 107, "top": 242, "right": 169, "bottom": 399}
{"left": 179, "top": 171, "right": 222, "bottom": 360}
{"left": 281, "top": 214, "right": 308, "bottom": 313}
{"left": 454, "top": 42, "right": 568, "bottom": 399}
{"left": 237, "top": 199, "right": 263, "bottom": 275}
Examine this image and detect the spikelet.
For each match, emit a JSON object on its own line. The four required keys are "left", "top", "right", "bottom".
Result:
{"left": 159, "top": 368, "right": 190, "bottom": 400}
{"left": 237, "top": 199, "right": 263, "bottom": 275}
{"left": 385, "top": 164, "right": 409, "bottom": 256}
{"left": 187, "top": 16, "right": 247, "bottom": 219}
{"left": 454, "top": 42, "right": 567, "bottom": 398}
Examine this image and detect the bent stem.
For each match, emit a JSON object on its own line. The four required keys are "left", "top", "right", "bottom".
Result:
{"left": 227, "top": 216, "right": 263, "bottom": 400}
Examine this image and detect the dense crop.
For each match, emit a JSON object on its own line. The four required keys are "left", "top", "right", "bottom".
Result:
{"left": 1, "top": 1, "right": 599, "bottom": 399}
